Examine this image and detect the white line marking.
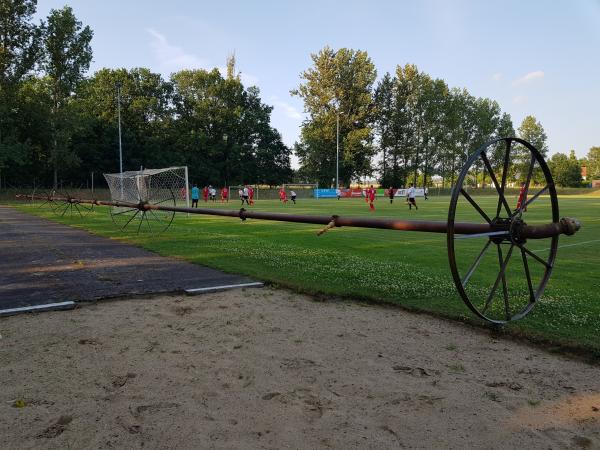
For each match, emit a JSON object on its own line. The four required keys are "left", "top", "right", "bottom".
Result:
{"left": 185, "top": 282, "right": 264, "bottom": 294}
{"left": 532, "top": 239, "right": 600, "bottom": 253}
{"left": 0, "top": 301, "right": 75, "bottom": 316}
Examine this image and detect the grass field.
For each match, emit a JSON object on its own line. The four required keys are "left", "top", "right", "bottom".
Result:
{"left": 10, "top": 191, "right": 600, "bottom": 357}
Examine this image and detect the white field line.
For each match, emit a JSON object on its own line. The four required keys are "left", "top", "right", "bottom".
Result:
{"left": 532, "top": 239, "right": 600, "bottom": 253}
{"left": 185, "top": 282, "right": 264, "bottom": 295}
{"left": 0, "top": 301, "right": 75, "bottom": 317}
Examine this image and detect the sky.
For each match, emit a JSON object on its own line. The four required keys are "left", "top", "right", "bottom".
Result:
{"left": 35, "top": 0, "right": 600, "bottom": 167}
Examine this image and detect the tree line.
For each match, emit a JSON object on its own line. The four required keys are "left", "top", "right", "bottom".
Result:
{"left": 1, "top": 2, "right": 595, "bottom": 190}
{"left": 293, "top": 47, "right": 596, "bottom": 188}
{"left": 0, "top": 0, "right": 292, "bottom": 189}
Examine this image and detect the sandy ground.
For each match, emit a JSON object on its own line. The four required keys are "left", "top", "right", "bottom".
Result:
{"left": 1, "top": 288, "right": 599, "bottom": 450}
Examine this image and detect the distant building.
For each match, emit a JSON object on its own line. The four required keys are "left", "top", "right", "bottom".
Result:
{"left": 581, "top": 164, "right": 587, "bottom": 181}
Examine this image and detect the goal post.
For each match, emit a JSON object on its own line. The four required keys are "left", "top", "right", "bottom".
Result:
{"left": 104, "top": 166, "right": 189, "bottom": 206}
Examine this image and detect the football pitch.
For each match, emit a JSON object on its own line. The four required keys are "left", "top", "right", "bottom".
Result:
{"left": 13, "top": 193, "right": 600, "bottom": 356}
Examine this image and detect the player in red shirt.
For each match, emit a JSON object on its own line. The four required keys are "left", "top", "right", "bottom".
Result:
{"left": 202, "top": 186, "right": 209, "bottom": 203}
{"left": 279, "top": 187, "right": 288, "bottom": 203}
{"left": 516, "top": 182, "right": 527, "bottom": 212}
{"left": 248, "top": 186, "right": 255, "bottom": 205}
{"left": 221, "top": 186, "right": 229, "bottom": 203}
{"left": 368, "top": 185, "right": 376, "bottom": 211}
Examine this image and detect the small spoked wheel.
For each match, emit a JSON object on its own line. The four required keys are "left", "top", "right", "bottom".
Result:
{"left": 109, "top": 187, "right": 176, "bottom": 234}
{"left": 51, "top": 191, "right": 95, "bottom": 218}
{"left": 447, "top": 137, "right": 559, "bottom": 324}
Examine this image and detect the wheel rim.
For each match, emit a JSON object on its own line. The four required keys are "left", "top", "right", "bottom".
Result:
{"left": 448, "top": 137, "right": 559, "bottom": 324}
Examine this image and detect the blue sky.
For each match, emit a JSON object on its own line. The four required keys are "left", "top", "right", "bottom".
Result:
{"left": 36, "top": 0, "right": 600, "bottom": 165}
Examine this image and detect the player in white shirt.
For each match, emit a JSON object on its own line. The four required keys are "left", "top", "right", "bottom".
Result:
{"left": 406, "top": 184, "right": 418, "bottom": 210}
{"left": 290, "top": 190, "right": 297, "bottom": 204}
{"left": 336, "top": 188, "right": 341, "bottom": 200}
{"left": 241, "top": 186, "right": 249, "bottom": 205}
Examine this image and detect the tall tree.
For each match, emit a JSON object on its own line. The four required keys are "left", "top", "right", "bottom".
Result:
{"left": 0, "top": 0, "right": 42, "bottom": 174}
{"left": 586, "top": 146, "right": 600, "bottom": 179}
{"left": 548, "top": 151, "right": 581, "bottom": 187}
{"left": 292, "top": 47, "right": 376, "bottom": 186}
{"left": 41, "top": 6, "right": 93, "bottom": 187}
{"left": 516, "top": 115, "right": 548, "bottom": 183}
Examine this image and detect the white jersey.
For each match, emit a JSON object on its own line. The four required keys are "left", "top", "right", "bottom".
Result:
{"left": 336, "top": 189, "right": 341, "bottom": 196}
{"left": 290, "top": 191, "right": 296, "bottom": 197}
{"left": 209, "top": 188, "right": 216, "bottom": 196}
{"left": 407, "top": 187, "right": 416, "bottom": 198}
{"left": 242, "top": 187, "right": 249, "bottom": 196}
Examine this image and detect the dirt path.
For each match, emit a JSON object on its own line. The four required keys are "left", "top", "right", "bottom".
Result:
{"left": 1, "top": 288, "right": 599, "bottom": 449}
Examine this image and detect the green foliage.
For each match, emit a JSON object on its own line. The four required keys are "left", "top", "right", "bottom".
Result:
{"left": 373, "top": 65, "right": 507, "bottom": 189}
{"left": 549, "top": 151, "right": 582, "bottom": 187}
{"left": 0, "top": 0, "right": 42, "bottom": 170}
{"left": 292, "top": 47, "right": 377, "bottom": 186}
{"left": 586, "top": 146, "right": 600, "bottom": 179}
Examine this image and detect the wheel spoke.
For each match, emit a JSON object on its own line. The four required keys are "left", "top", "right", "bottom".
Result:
{"left": 521, "top": 248, "right": 535, "bottom": 302}
{"left": 73, "top": 203, "right": 83, "bottom": 217}
{"left": 461, "top": 239, "right": 492, "bottom": 286}
{"left": 498, "top": 140, "right": 512, "bottom": 217}
{"left": 136, "top": 212, "right": 145, "bottom": 233}
{"left": 59, "top": 202, "right": 70, "bottom": 217}
{"left": 481, "top": 152, "right": 512, "bottom": 217}
{"left": 152, "top": 197, "right": 175, "bottom": 206}
{"left": 497, "top": 245, "right": 510, "bottom": 321}
{"left": 460, "top": 189, "right": 492, "bottom": 224}
{"left": 148, "top": 208, "right": 167, "bottom": 224}
{"left": 121, "top": 209, "right": 140, "bottom": 230}
{"left": 481, "top": 244, "right": 514, "bottom": 315}
{"left": 112, "top": 207, "right": 140, "bottom": 216}
{"left": 520, "top": 185, "right": 549, "bottom": 211}
{"left": 518, "top": 244, "right": 551, "bottom": 268}
{"left": 144, "top": 211, "right": 153, "bottom": 233}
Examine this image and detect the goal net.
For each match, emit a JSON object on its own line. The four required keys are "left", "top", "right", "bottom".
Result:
{"left": 103, "top": 166, "right": 189, "bottom": 207}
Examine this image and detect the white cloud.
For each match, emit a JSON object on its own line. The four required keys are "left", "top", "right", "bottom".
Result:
{"left": 492, "top": 73, "right": 502, "bottom": 81}
{"left": 270, "top": 96, "right": 303, "bottom": 120}
{"left": 512, "top": 95, "right": 527, "bottom": 104}
{"left": 147, "top": 28, "right": 208, "bottom": 75}
{"left": 512, "top": 71, "right": 545, "bottom": 86}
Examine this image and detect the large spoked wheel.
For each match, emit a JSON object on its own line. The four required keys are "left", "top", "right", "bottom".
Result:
{"left": 109, "top": 188, "right": 176, "bottom": 234}
{"left": 448, "top": 137, "right": 559, "bottom": 324}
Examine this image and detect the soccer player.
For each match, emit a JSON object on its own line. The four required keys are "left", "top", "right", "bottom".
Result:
{"left": 242, "top": 185, "right": 250, "bottom": 205}
{"left": 368, "top": 184, "right": 376, "bottom": 211}
{"left": 424, "top": 186, "right": 429, "bottom": 200}
{"left": 202, "top": 185, "right": 209, "bottom": 203}
{"left": 407, "top": 183, "right": 418, "bottom": 210}
{"left": 516, "top": 182, "right": 527, "bottom": 212}
{"left": 290, "top": 190, "right": 297, "bottom": 204}
{"left": 209, "top": 185, "right": 216, "bottom": 202}
{"left": 248, "top": 185, "right": 255, "bottom": 205}
{"left": 191, "top": 184, "right": 199, "bottom": 207}
{"left": 388, "top": 186, "right": 394, "bottom": 204}
{"left": 279, "top": 187, "right": 288, "bottom": 203}
{"left": 336, "top": 187, "right": 341, "bottom": 200}
{"left": 221, "top": 186, "right": 228, "bottom": 202}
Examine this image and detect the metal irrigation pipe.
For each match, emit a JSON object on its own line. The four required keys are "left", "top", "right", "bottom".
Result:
{"left": 18, "top": 194, "right": 581, "bottom": 239}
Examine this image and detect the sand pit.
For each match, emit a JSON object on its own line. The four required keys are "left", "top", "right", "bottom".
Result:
{"left": 1, "top": 288, "right": 599, "bottom": 449}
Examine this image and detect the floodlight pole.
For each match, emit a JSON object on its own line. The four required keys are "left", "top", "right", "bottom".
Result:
{"left": 336, "top": 111, "right": 340, "bottom": 190}
{"left": 116, "top": 81, "right": 124, "bottom": 199}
